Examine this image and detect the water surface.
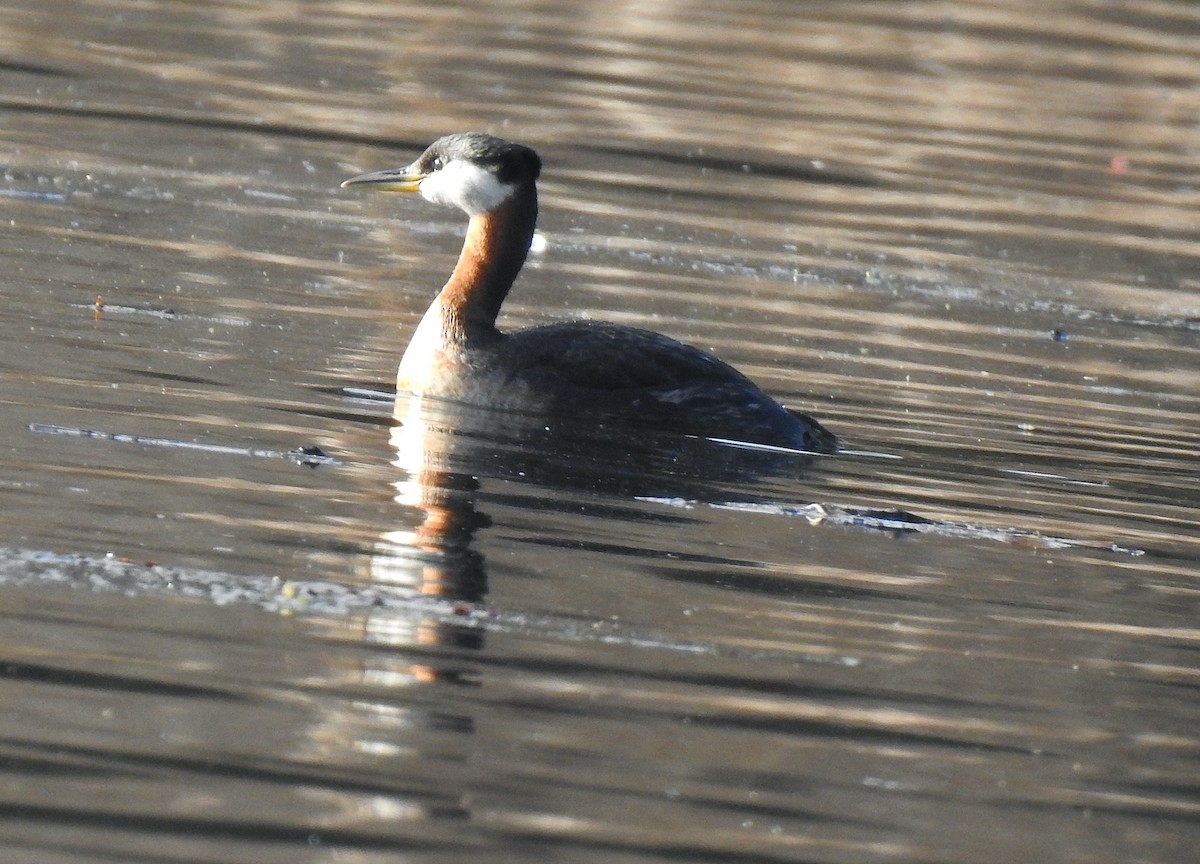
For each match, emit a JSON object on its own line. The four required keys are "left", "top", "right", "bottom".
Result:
{"left": 1, "top": 1, "right": 1198, "bottom": 862}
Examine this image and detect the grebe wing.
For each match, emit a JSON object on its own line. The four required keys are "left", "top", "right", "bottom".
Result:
{"left": 501, "top": 321, "right": 755, "bottom": 391}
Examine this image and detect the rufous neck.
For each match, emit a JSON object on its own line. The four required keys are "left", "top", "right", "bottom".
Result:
{"left": 435, "top": 181, "right": 537, "bottom": 344}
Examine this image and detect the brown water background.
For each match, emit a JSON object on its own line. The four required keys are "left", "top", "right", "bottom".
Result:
{"left": 0, "top": 1, "right": 1198, "bottom": 862}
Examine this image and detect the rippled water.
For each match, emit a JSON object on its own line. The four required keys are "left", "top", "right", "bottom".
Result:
{"left": 1, "top": 1, "right": 1198, "bottom": 861}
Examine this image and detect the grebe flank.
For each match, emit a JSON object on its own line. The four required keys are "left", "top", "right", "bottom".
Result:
{"left": 342, "top": 132, "right": 838, "bottom": 453}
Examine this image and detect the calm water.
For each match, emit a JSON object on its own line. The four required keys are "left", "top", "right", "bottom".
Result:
{"left": 1, "top": 0, "right": 1198, "bottom": 861}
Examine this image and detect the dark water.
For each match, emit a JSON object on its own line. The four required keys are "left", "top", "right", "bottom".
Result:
{"left": 1, "top": 1, "right": 1198, "bottom": 861}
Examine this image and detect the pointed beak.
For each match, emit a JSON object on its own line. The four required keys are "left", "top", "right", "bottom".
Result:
{"left": 340, "top": 165, "right": 425, "bottom": 193}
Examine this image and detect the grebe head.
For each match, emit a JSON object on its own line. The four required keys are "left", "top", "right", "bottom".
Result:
{"left": 341, "top": 133, "right": 541, "bottom": 217}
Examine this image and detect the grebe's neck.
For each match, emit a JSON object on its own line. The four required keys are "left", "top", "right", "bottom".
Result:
{"left": 442, "top": 181, "right": 537, "bottom": 338}
{"left": 398, "top": 181, "right": 537, "bottom": 393}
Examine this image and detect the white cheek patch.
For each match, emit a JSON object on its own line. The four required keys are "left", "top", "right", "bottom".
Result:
{"left": 419, "top": 160, "right": 513, "bottom": 215}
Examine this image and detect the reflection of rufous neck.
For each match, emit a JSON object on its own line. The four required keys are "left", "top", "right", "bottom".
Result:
{"left": 374, "top": 401, "right": 488, "bottom": 602}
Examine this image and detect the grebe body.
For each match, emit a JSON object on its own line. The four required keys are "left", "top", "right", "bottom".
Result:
{"left": 343, "top": 133, "right": 837, "bottom": 454}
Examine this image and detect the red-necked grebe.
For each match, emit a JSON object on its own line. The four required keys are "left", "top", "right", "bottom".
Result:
{"left": 342, "top": 132, "right": 838, "bottom": 453}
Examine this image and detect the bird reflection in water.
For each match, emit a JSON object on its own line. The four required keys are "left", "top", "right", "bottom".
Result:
{"left": 374, "top": 397, "right": 490, "bottom": 604}
{"left": 304, "top": 136, "right": 838, "bottom": 818}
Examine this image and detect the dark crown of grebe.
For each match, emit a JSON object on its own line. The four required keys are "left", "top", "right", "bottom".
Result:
{"left": 341, "top": 133, "right": 839, "bottom": 455}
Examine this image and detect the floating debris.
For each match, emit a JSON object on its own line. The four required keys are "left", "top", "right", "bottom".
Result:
{"left": 30, "top": 423, "right": 340, "bottom": 468}
{"left": 0, "top": 546, "right": 859, "bottom": 665}
{"left": 0, "top": 188, "right": 66, "bottom": 202}
{"left": 998, "top": 468, "right": 1108, "bottom": 488}
{"left": 641, "top": 496, "right": 1144, "bottom": 556}
{"left": 289, "top": 444, "right": 335, "bottom": 468}
{"left": 76, "top": 299, "right": 250, "bottom": 327}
